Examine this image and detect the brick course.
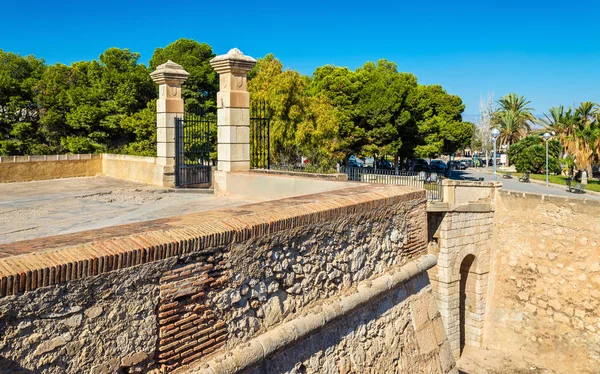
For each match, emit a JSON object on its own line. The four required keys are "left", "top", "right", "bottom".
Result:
{"left": 0, "top": 186, "right": 423, "bottom": 298}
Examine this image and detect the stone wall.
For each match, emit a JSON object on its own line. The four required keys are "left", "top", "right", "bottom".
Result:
{"left": 427, "top": 208, "right": 494, "bottom": 357}
{"left": 241, "top": 271, "right": 454, "bottom": 374}
{"left": 213, "top": 171, "right": 356, "bottom": 200}
{"left": 0, "top": 154, "right": 102, "bottom": 183}
{"left": 0, "top": 185, "right": 456, "bottom": 373}
{"left": 101, "top": 154, "right": 168, "bottom": 187}
{"left": 0, "top": 257, "right": 173, "bottom": 373}
{"left": 485, "top": 190, "right": 600, "bottom": 373}
{"left": 0, "top": 154, "right": 171, "bottom": 186}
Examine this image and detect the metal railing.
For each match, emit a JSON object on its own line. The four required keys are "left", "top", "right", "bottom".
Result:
{"left": 341, "top": 167, "right": 443, "bottom": 201}
{"left": 250, "top": 100, "right": 270, "bottom": 169}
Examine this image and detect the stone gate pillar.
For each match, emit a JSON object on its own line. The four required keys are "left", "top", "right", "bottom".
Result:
{"left": 150, "top": 60, "right": 189, "bottom": 187}
{"left": 209, "top": 48, "right": 256, "bottom": 173}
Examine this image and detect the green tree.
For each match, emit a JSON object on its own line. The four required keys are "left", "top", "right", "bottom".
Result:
{"left": 410, "top": 84, "right": 471, "bottom": 158}
{"left": 0, "top": 50, "right": 46, "bottom": 155}
{"left": 249, "top": 54, "right": 341, "bottom": 168}
{"left": 308, "top": 65, "right": 364, "bottom": 158}
{"left": 540, "top": 102, "right": 600, "bottom": 174}
{"left": 35, "top": 48, "right": 155, "bottom": 154}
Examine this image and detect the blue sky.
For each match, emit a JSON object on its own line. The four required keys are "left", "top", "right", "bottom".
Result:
{"left": 2, "top": 0, "right": 599, "bottom": 120}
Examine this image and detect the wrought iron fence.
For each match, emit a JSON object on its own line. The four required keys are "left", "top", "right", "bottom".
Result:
{"left": 341, "top": 167, "right": 443, "bottom": 201}
{"left": 174, "top": 106, "right": 214, "bottom": 187}
{"left": 250, "top": 100, "right": 270, "bottom": 169}
{"left": 268, "top": 163, "right": 339, "bottom": 174}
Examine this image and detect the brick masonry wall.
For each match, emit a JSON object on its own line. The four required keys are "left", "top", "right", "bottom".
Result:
{"left": 157, "top": 262, "right": 226, "bottom": 370}
{"left": 486, "top": 191, "right": 600, "bottom": 373}
{"left": 0, "top": 185, "right": 454, "bottom": 373}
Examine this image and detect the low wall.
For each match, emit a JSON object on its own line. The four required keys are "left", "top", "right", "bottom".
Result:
{"left": 0, "top": 154, "right": 172, "bottom": 187}
{"left": 486, "top": 191, "right": 600, "bottom": 373}
{"left": 101, "top": 153, "right": 166, "bottom": 187}
{"left": 213, "top": 170, "right": 357, "bottom": 200}
{"left": 0, "top": 154, "right": 102, "bottom": 183}
{"left": 440, "top": 179, "right": 502, "bottom": 206}
{"left": 0, "top": 185, "right": 457, "bottom": 373}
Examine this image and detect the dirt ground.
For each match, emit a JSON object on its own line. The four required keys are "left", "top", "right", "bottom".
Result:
{"left": 458, "top": 346, "right": 559, "bottom": 374}
{"left": 0, "top": 177, "right": 251, "bottom": 245}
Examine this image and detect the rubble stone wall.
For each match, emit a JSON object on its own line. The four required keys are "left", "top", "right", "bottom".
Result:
{"left": 0, "top": 185, "right": 456, "bottom": 373}
{"left": 486, "top": 190, "right": 600, "bottom": 373}
{"left": 241, "top": 271, "right": 454, "bottom": 374}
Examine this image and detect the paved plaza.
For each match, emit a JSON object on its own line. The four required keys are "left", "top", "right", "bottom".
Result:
{"left": 0, "top": 176, "right": 250, "bottom": 245}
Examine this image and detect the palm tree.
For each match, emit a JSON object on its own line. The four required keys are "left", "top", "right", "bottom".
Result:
{"left": 497, "top": 110, "right": 528, "bottom": 145}
{"left": 540, "top": 101, "right": 600, "bottom": 175}
{"left": 493, "top": 94, "right": 534, "bottom": 146}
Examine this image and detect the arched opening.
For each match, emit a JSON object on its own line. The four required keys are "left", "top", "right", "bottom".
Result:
{"left": 459, "top": 254, "right": 476, "bottom": 356}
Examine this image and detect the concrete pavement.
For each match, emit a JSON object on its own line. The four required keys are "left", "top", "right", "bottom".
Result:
{"left": 0, "top": 176, "right": 251, "bottom": 245}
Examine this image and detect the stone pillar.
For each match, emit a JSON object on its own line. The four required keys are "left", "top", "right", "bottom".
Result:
{"left": 209, "top": 48, "right": 256, "bottom": 172}
{"left": 150, "top": 60, "right": 189, "bottom": 187}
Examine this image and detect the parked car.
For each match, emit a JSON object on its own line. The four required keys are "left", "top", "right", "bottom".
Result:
{"left": 347, "top": 155, "right": 364, "bottom": 168}
{"left": 462, "top": 159, "right": 474, "bottom": 168}
{"left": 413, "top": 158, "right": 430, "bottom": 172}
{"left": 448, "top": 160, "right": 467, "bottom": 170}
{"left": 376, "top": 159, "right": 394, "bottom": 170}
{"left": 429, "top": 160, "right": 447, "bottom": 173}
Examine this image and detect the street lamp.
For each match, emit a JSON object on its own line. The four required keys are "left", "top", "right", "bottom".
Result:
{"left": 543, "top": 132, "right": 551, "bottom": 187}
{"left": 491, "top": 128, "right": 500, "bottom": 180}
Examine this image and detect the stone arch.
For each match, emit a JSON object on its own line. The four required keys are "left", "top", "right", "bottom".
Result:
{"left": 453, "top": 251, "right": 489, "bottom": 356}
{"left": 427, "top": 210, "right": 494, "bottom": 358}
{"left": 453, "top": 246, "right": 490, "bottom": 276}
{"left": 459, "top": 254, "right": 476, "bottom": 356}
{"left": 432, "top": 242, "right": 491, "bottom": 358}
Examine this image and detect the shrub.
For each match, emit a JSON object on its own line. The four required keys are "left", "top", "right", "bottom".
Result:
{"left": 507, "top": 135, "right": 561, "bottom": 174}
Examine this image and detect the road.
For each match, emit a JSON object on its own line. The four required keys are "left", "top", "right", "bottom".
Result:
{"left": 450, "top": 168, "right": 600, "bottom": 201}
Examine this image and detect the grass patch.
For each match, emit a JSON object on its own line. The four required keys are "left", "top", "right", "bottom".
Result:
{"left": 500, "top": 171, "right": 600, "bottom": 192}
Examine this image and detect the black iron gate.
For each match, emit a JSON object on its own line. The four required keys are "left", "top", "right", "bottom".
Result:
{"left": 250, "top": 100, "right": 271, "bottom": 169}
{"left": 174, "top": 108, "right": 214, "bottom": 187}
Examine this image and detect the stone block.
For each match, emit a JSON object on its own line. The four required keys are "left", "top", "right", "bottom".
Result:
{"left": 410, "top": 294, "right": 430, "bottom": 332}
{"left": 218, "top": 125, "right": 250, "bottom": 144}
{"left": 218, "top": 107, "right": 250, "bottom": 127}
{"left": 218, "top": 143, "right": 250, "bottom": 162}
{"left": 219, "top": 72, "right": 248, "bottom": 92}
{"left": 432, "top": 317, "right": 448, "bottom": 345}
{"left": 157, "top": 126, "right": 176, "bottom": 144}
{"left": 156, "top": 112, "right": 179, "bottom": 129}
{"left": 217, "top": 91, "right": 250, "bottom": 108}
{"left": 218, "top": 160, "right": 251, "bottom": 172}
{"left": 438, "top": 339, "right": 455, "bottom": 372}
{"left": 157, "top": 142, "right": 176, "bottom": 159}
{"left": 416, "top": 322, "right": 438, "bottom": 355}
{"left": 157, "top": 98, "right": 184, "bottom": 113}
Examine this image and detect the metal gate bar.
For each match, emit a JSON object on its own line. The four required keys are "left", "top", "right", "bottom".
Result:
{"left": 174, "top": 107, "right": 213, "bottom": 187}
{"left": 250, "top": 100, "right": 270, "bottom": 169}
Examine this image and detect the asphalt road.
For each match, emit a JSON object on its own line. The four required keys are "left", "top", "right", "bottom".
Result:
{"left": 450, "top": 168, "right": 600, "bottom": 200}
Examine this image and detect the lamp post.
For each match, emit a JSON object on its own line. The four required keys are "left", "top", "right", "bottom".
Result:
{"left": 543, "top": 132, "right": 551, "bottom": 187}
{"left": 491, "top": 128, "right": 500, "bottom": 180}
